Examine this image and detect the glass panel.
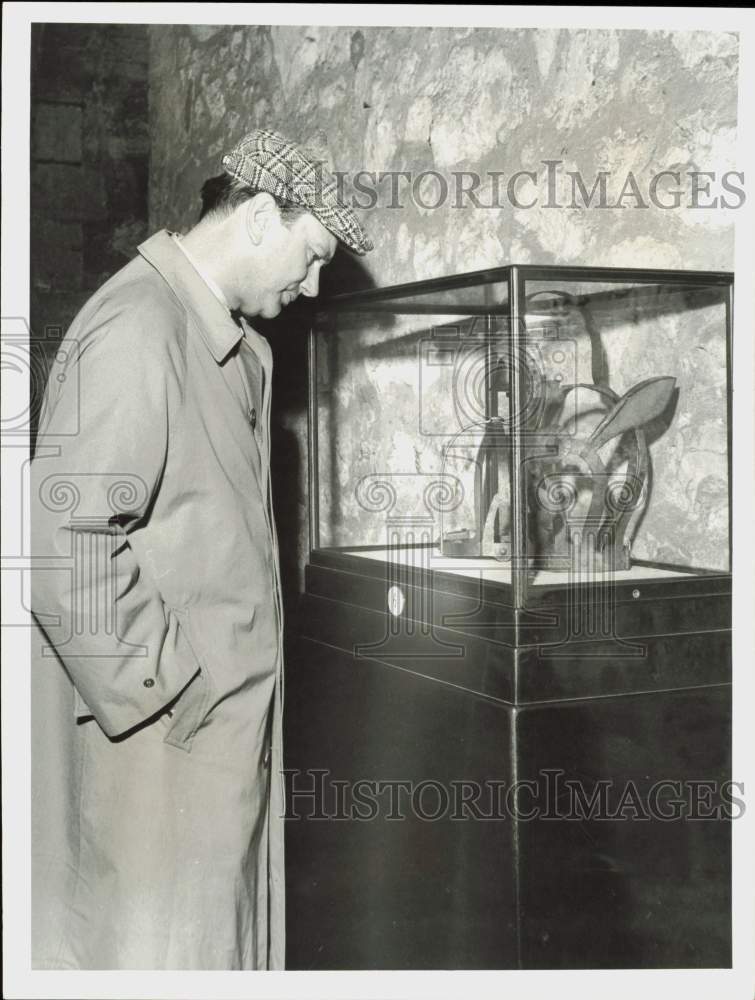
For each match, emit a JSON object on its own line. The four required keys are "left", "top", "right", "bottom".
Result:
{"left": 315, "top": 300, "right": 511, "bottom": 561}
{"left": 519, "top": 278, "right": 730, "bottom": 582}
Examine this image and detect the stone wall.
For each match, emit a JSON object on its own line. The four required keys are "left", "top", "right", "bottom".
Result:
{"left": 30, "top": 23, "right": 150, "bottom": 440}
{"left": 148, "top": 25, "right": 738, "bottom": 597}
{"left": 149, "top": 25, "right": 738, "bottom": 273}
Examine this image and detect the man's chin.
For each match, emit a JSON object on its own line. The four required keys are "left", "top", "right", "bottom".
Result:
{"left": 257, "top": 302, "right": 283, "bottom": 320}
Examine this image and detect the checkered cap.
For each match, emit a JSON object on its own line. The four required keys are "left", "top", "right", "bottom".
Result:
{"left": 222, "top": 129, "right": 373, "bottom": 255}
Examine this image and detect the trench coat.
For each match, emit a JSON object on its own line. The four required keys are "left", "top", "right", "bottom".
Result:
{"left": 30, "top": 230, "right": 285, "bottom": 969}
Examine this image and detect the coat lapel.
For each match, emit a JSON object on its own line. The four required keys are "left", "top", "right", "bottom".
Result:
{"left": 137, "top": 230, "right": 271, "bottom": 498}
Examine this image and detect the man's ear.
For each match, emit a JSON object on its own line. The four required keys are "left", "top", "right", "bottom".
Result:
{"left": 244, "top": 192, "right": 280, "bottom": 246}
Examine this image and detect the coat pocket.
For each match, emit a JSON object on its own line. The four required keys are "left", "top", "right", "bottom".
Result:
{"left": 161, "top": 607, "right": 214, "bottom": 752}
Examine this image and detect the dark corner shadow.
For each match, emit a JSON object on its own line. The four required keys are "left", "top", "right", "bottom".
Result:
{"left": 319, "top": 244, "right": 377, "bottom": 299}
{"left": 250, "top": 314, "right": 314, "bottom": 625}
{"left": 269, "top": 423, "right": 305, "bottom": 620}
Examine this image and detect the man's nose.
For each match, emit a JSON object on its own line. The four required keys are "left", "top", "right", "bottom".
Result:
{"left": 300, "top": 267, "right": 320, "bottom": 298}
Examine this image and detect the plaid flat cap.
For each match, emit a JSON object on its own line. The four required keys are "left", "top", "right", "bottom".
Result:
{"left": 222, "top": 129, "right": 373, "bottom": 255}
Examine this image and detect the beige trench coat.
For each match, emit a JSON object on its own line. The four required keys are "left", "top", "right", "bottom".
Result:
{"left": 30, "top": 230, "right": 285, "bottom": 969}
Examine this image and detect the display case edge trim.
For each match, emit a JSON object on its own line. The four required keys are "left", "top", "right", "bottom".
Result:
{"left": 316, "top": 264, "right": 734, "bottom": 315}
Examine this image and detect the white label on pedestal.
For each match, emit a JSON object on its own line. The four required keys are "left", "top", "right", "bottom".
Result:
{"left": 387, "top": 585, "right": 405, "bottom": 617}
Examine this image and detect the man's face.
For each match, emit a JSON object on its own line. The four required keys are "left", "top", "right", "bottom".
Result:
{"left": 240, "top": 202, "right": 337, "bottom": 318}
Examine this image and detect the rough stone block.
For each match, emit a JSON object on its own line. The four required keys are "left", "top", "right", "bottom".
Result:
{"left": 32, "top": 219, "right": 84, "bottom": 251}
{"left": 30, "top": 290, "right": 89, "bottom": 343}
{"left": 35, "top": 256, "right": 84, "bottom": 294}
{"left": 32, "top": 101, "right": 83, "bottom": 163}
{"left": 31, "top": 163, "right": 107, "bottom": 222}
{"left": 31, "top": 219, "right": 84, "bottom": 292}
{"left": 31, "top": 38, "right": 94, "bottom": 103}
{"left": 32, "top": 244, "right": 83, "bottom": 294}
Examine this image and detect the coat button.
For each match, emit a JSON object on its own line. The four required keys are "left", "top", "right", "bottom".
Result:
{"left": 143, "top": 678, "right": 155, "bottom": 688}
{"left": 249, "top": 407, "right": 257, "bottom": 429}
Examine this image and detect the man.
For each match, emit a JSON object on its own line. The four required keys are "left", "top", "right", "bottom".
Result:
{"left": 30, "top": 129, "right": 372, "bottom": 970}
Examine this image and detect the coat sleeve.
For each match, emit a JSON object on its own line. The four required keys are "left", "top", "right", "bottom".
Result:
{"left": 30, "top": 289, "right": 202, "bottom": 739}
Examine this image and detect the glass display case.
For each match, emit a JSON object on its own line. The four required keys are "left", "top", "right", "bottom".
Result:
{"left": 308, "top": 266, "right": 732, "bottom": 608}
{"left": 287, "top": 265, "right": 733, "bottom": 972}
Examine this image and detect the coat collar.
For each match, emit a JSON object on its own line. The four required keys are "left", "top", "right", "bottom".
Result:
{"left": 137, "top": 229, "right": 245, "bottom": 364}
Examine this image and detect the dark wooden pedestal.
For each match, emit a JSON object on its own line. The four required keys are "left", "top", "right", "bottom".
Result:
{"left": 284, "top": 551, "right": 732, "bottom": 970}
